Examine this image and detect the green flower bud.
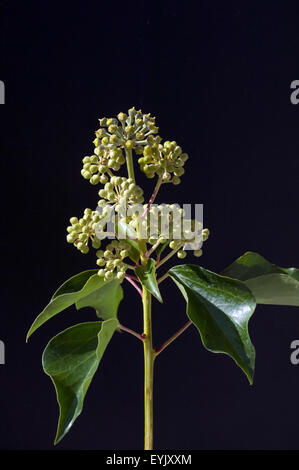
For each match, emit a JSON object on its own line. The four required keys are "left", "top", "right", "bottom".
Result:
{"left": 99, "top": 189, "right": 107, "bottom": 198}
{"left": 96, "top": 258, "right": 105, "bottom": 266}
{"left": 98, "top": 269, "right": 105, "bottom": 277}
{"left": 120, "top": 249, "right": 129, "bottom": 259}
{"left": 82, "top": 156, "right": 90, "bottom": 164}
{"left": 89, "top": 164, "right": 98, "bottom": 174}
{"left": 109, "top": 134, "right": 118, "bottom": 144}
{"left": 101, "top": 137, "right": 109, "bottom": 146}
{"left": 99, "top": 165, "right": 107, "bottom": 173}
{"left": 92, "top": 238, "right": 101, "bottom": 249}
{"left": 117, "top": 112, "right": 127, "bottom": 121}
{"left": 125, "top": 140, "right": 134, "bottom": 149}
{"left": 116, "top": 272, "right": 125, "bottom": 281}
{"left": 125, "top": 125, "right": 133, "bottom": 134}
{"left": 99, "top": 118, "right": 107, "bottom": 127}
{"left": 162, "top": 172, "right": 171, "bottom": 181}
{"left": 194, "top": 249, "right": 203, "bottom": 257}
{"left": 79, "top": 233, "right": 88, "bottom": 241}
{"left": 202, "top": 228, "right": 210, "bottom": 241}
{"left": 70, "top": 217, "right": 78, "bottom": 225}
{"left": 174, "top": 167, "right": 185, "bottom": 177}
{"left": 177, "top": 250, "right": 187, "bottom": 259}
{"left": 172, "top": 176, "right": 181, "bottom": 185}
{"left": 83, "top": 170, "right": 91, "bottom": 179}
{"left": 105, "top": 270, "right": 114, "bottom": 280}
{"left": 90, "top": 174, "right": 100, "bottom": 185}
{"left": 100, "top": 175, "right": 108, "bottom": 184}
{"left": 66, "top": 234, "right": 76, "bottom": 243}
{"left": 108, "top": 124, "right": 118, "bottom": 133}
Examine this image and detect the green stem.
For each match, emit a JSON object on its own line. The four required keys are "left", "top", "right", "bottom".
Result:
{"left": 156, "top": 243, "right": 184, "bottom": 269}
{"left": 142, "top": 286, "right": 154, "bottom": 450}
{"left": 125, "top": 148, "right": 135, "bottom": 182}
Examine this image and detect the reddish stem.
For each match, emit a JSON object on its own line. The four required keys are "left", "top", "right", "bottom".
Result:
{"left": 125, "top": 275, "right": 143, "bottom": 297}
{"left": 155, "top": 321, "right": 192, "bottom": 356}
{"left": 119, "top": 323, "right": 144, "bottom": 341}
{"left": 142, "top": 177, "right": 162, "bottom": 218}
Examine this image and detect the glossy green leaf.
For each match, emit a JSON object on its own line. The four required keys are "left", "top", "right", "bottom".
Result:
{"left": 27, "top": 271, "right": 112, "bottom": 341}
{"left": 136, "top": 258, "right": 163, "bottom": 303}
{"left": 155, "top": 240, "right": 169, "bottom": 259}
{"left": 169, "top": 264, "right": 256, "bottom": 383}
{"left": 51, "top": 270, "right": 98, "bottom": 299}
{"left": 221, "top": 251, "right": 299, "bottom": 305}
{"left": 42, "top": 319, "right": 118, "bottom": 444}
{"left": 76, "top": 279, "right": 123, "bottom": 319}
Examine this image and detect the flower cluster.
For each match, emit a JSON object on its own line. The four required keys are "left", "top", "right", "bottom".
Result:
{"left": 66, "top": 209, "right": 103, "bottom": 253}
{"left": 81, "top": 149, "right": 125, "bottom": 185}
{"left": 96, "top": 240, "right": 131, "bottom": 281}
{"left": 138, "top": 141, "right": 188, "bottom": 184}
{"left": 128, "top": 204, "right": 209, "bottom": 258}
{"left": 98, "top": 176, "right": 144, "bottom": 210}
{"left": 81, "top": 107, "right": 161, "bottom": 186}
{"left": 68, "top": 107, "right": 210, "bottom": 281}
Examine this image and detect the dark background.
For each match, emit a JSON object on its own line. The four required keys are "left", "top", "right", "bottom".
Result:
{"left": 1, "top": 0, "right": 299, "bottom": 450}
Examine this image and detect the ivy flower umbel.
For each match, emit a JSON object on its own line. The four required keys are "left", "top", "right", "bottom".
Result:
{"left": 128, "top": 204, "right": 209, "bottom": 258}
{"left": 98, "top": 176, "right": 144, "bottom": 210}
{"left": 66, "top": 208, "right": 103, "bottom": 253}
{"left": 81, "top": 107, "right": 161, "bottom": 185}
{"left": 138, "top": 140, "right": 188, "bottom": 184}
{"left": 96, "top": 240, "right": 131, "bottom": 281}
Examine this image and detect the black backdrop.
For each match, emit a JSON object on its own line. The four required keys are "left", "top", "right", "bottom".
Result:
{"left": 1, "top": 0, "right": 299, "bottom": 451}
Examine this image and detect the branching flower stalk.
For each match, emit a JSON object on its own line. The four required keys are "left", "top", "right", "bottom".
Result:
{"left": 27, "top": 107, "right": 299, "bottom": 451}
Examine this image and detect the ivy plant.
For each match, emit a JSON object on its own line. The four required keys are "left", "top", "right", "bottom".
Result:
{"left": 27, "top": 108, "right": 299, "bottom": 449}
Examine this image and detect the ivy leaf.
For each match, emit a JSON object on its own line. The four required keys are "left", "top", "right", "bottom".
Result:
{"left": 76, "top": 280, "right": 123, "bottom": 320}
{"left": 42, "top": 319, "right": 118, "bottom": 444}
{"left": 155, "top": 240, "right": 169, "bottom": 259}
{"left": 168, "top": 264, "right": 256, "bottom": 383}
{"left": 26, "top": 271, "right": 114, "bottom": 340}
{"left": 136, "top": 258, "right": 163, "bottom": 303}
{"left": 221, "top": 252, "right": 299, "bottom": 306}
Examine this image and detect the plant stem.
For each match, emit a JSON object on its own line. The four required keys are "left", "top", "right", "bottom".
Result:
{"left": 157, "top": 271, "right": 169, "bottom": 284}
{"left": 125, "top": 275, "right": 143, "bottom": 297}
{"left": 142, "top": 177, "right": 162, "bottom": 218}
{"left": 125, "top": 148, "right": 135, "bottom": 182}
{"left": 155, "top": 243, "right": 184, "bottom": 269}
{"left": 142, "top": 286, "right": 154, "bottom": 450}
{"left": 119, "top": 323, "right": 144, "bottom": 341}
{"left": 155, "top": 321, "right": 192, "bottom": 356}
